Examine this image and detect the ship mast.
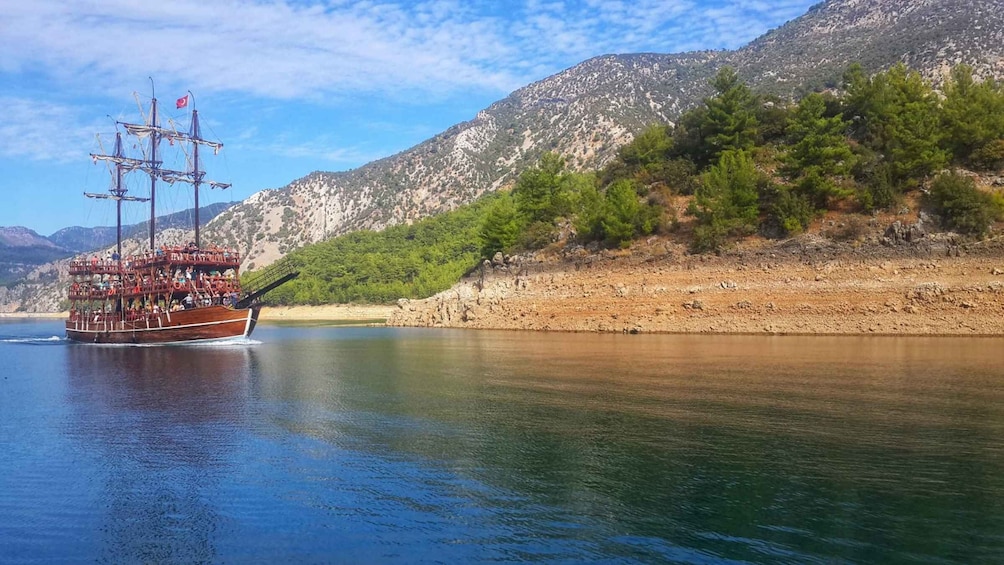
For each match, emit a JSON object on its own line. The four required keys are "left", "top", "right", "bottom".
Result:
{"left": 99, "top": 86, "right": 230, "bottom": 250}
{"left": 86, "top": 132, "right": 149, "bottom": 261}
{"left": 185, "top": 108, "right": 231, "bottom": 247}
{"left": 149, "top": 96, "right": 159, "bottom": 249}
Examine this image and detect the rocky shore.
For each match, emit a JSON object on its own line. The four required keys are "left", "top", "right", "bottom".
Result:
{"left": 388, "top": 232, "right": 1004, "bottom": 336}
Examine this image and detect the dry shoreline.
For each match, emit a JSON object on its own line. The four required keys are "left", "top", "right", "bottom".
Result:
{"left": 387, "top": 236, "right": 1004, "bottom": 336}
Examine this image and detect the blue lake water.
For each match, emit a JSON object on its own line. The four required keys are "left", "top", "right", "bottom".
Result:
{"left": 1, "top": 318, "right": 1003, "bottom": 563}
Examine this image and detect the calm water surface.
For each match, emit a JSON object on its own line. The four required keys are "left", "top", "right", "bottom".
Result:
{"left": 0, "top": 319, "right": 1002, "bottom": 563}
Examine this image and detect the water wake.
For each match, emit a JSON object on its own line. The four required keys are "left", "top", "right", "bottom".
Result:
{"left": 0, "top": 335, "right": 66, "bottom": 345}
{"left": 82, "top": 337, "right": 263, "bottom": 348}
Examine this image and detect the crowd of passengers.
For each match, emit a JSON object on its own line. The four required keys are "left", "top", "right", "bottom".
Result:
{"left": 68, "top": 242, "right": 247, "bottom": 324}
{"left": 76, "top": 242, "right": 239, "bottom": 272}
{"left": 71, "top": 266, "right": 238, "bottom": 298}
{"left": 70, "top": 290, "right": 241, "bottom": 324}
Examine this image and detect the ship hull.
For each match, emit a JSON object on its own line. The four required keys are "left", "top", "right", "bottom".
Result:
{"left": 65, "top": 305, "right": 260, "bottom": 345}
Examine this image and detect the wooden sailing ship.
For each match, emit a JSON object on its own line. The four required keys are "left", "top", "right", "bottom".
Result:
{"left": 66, "top": 87, "right": 296, "bottom": 344}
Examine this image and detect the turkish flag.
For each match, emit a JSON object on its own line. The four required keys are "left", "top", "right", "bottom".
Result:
{"left": 176, "top": 94, "right": 189, "bottom": 109}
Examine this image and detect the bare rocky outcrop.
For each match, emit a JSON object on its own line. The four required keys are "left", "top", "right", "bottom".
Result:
{"left": 882, "top": 212, "right": 930, "bottom": 245}
{"left": 389, "top": 234, "right": 1004, "bottom": 335}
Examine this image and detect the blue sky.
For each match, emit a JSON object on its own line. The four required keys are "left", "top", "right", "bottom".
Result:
{"left": 0, "top": 0, "right": 816, "bottom": 236}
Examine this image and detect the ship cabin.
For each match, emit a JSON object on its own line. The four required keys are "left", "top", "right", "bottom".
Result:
{"left": 67, "top": 243, "right": 241, "bottom": 325}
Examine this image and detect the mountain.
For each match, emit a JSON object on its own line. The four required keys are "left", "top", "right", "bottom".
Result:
{"left": 203, "top": 50, "right": 724, "bottom": 268}
{"left": 731, "top": 0, "right": 1004, "bottom": 93}
{"left": 202, "top": 0, "right": 1004, "bottom": 270}
{"left": 0, "top": 226, "right": 63, "bottom": 249}
{"left": 0, "top": 227, "right": 71, "bottom": 285}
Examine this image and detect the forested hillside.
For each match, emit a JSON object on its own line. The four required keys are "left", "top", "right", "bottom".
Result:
{"left": 478, "top": 63, "right": 1004, "bottom": 255}
{"left": 265, "top": 197, "right": 495, "bottom": 305}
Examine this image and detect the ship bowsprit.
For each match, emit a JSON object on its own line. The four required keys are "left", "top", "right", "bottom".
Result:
{"left": 236, "top": 258, "right": 300, "bottom": 309}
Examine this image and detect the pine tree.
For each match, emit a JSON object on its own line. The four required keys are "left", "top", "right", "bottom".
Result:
{"left": 690, "top": 150, "right": 760, "bottom": 251}
{"left": 479, "top": 195, "right": 520, "bottom": 256}
{"left": 512, "top": 152, "right": 567, "bottom": 223}
{"left": 703, "top": 68, "right": 759, "bottom": 166}
{"left": 941, "top": 64, "right": 1004, "bottom": 169}
{"left": 783, "top": 93, "right": 856, "bottom": 208}
{"left": 844, "top": 63, "right": 947, "bottom": 187}
{"left": 600, "top": 180, "right": 642, "bottom": 248}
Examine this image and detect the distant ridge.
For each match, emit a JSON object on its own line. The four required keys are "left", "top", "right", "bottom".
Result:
{"left": 48, "top": 202, "right": 236, "bottom": 253}
{"left": 0, "top": 226, "right": 63, "bottom": 250}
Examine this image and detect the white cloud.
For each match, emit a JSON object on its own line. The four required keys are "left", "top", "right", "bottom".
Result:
{"left": 0, "top": 0, "right": 817, "bottom": 164}
{"left": 1, "top": 0, "right": 816, "bottom": 100}
{"left": 0, "top": 97, "right": 101, "bottom": 162}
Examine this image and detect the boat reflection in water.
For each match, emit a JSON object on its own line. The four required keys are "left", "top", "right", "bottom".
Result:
{"left": 63, "top": 342, "right": 256, "bottom": 563}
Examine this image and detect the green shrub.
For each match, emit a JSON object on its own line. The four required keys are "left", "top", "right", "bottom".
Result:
{"left": 691, "top": 222, "right": 728, "bottom": 253}
{"left": 857, "top": 163, "right": 899, "bottom": 211}
{"left": 926, "top": 172, "right": 1003, "bottom": 237}
{"left": 689, "top": 150, "right": 760, "bottom": 251}
{"left": 773, "top": 188, "right": 816, "bottom": 236}
{"left": 969, "top": 140, "right": 1004, "bottom": 172}
{"left": 662, "top": 158, "right": 701, "bottom": 195}
{"left": 517, "top": 220, "right": 555, "bottom": 250}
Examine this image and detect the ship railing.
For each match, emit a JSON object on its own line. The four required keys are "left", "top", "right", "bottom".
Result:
{"left": 70, "top": 246, "right": 240, "bottom": 275}
{"left": 70, "top": 276, "right": 243, "bottom": 301}
{"left": 71, "top": 309, "right": 175, "bottom": 329}
{"left": 68, "top": 258, "right": 122, "bottom": 276}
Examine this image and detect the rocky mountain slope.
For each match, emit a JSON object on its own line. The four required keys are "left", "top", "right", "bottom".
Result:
{"left": 204, "top": 0, "right": 1004, "bottom": 270}
{"left": 731, "top": 0, "right": 1004, "bottom": 93}
{"left": 0, "top": 227, "right": 70, "bottom": 285}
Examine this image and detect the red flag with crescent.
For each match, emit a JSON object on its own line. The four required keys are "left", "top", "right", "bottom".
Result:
{"left": 176, "top": 94, "right": 189, "bottom": 109}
